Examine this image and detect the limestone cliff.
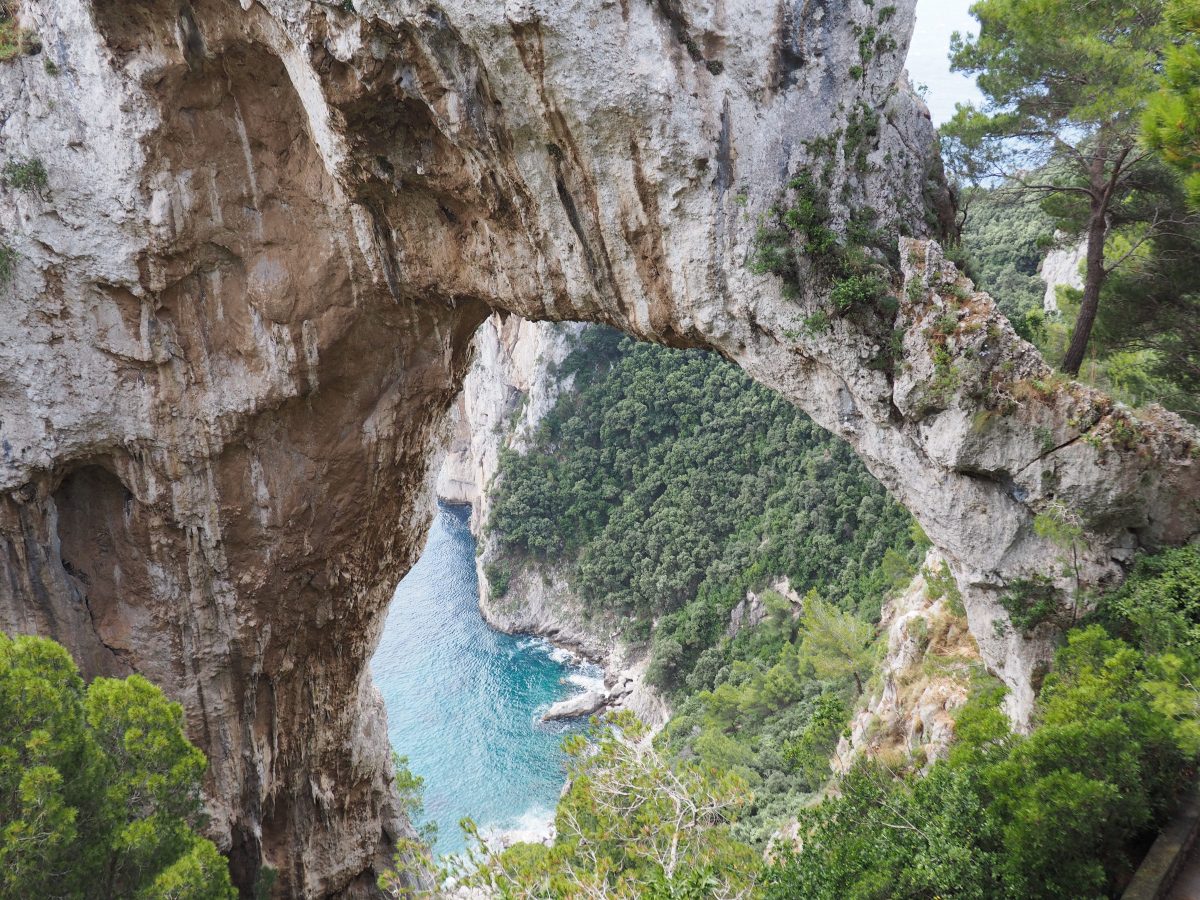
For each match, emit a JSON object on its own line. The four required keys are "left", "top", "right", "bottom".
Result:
{"left": 436, "top": 314, "right": 582, "bottom": 531}
{"left": 438, "top": 314, "right": 669, "bottom": 729}
{"left": 833, "top": 553, "right": 980, "bottom": 773}
{"left": 1039, "top": 236, "right": 1086, "bottom": 313}
{"left": 0, "top": 0, "right": 1197, "bottom": 896}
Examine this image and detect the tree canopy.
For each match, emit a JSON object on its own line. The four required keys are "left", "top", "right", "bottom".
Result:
{"left": 1145, "top": 0, "right": 1200, "bottom": 204}
{"left": 460, "top": 712, "right": 760, "bottom": 899}
{"left": 487, "top": 327, "right": 916, "bottom": 673}
{"left": 0, "top": 632, "right": 235, "bottom": 900}
{"left": 944, "top": 0, "right": 1172, "bottom": 374}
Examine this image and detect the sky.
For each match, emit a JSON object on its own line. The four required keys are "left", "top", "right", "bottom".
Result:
{"left": 906, "top": 0, "right": 985, "bottom": 125}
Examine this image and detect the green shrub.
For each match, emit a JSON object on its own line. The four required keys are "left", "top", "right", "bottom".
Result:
{"left": 782, "top": 693, "right": 849, "bottom": 789}
{"left": 484, "top": 561, "right": 512, "bottom": 598}
{"left": 0, "top": 242, "right": 14, "bottom": 284}
{"left": 1095, "top": 545, "right": 1200, "bottom": 655}
{"left": 924, "top": 560, "right": 965, "bottom": 617}
{"left": 802, "top": 310, "right": 831, "bottom": 334}
{"left": 998, "top": 574, "right": 1061, "bottom": 632}
{"left": 829, "top": 274, "right": 887, "bottom": 312}
{"left": 3, "top": 156, "right": 47, "bottom": 194}
{"left": 0, "top": 1, "right": 25, "bottom": 62}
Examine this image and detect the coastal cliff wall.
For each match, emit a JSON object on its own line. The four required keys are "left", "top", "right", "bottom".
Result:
{"left": 436, "top": 315, "right": 582, "bottom": 531}
{"left": 434, "top": 315, "right": 669, "bottom": 729}
{"left": 0, "top": 0, "right": 1197, "bottom": 894}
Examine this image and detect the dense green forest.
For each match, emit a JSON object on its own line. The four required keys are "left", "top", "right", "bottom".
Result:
{"left": 486, "top": 326, "right": 918, "bottom": 671}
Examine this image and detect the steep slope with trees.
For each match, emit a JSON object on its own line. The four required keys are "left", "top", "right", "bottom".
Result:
{"left": 484, "top": 327, "right": 918, "bottom": 671}
{"left": 419, "top": 546, "right": 1200, "bottom": 900}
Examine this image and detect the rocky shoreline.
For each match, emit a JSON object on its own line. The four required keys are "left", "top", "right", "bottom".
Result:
{"left": 433, "top": 313, "right": 669, "bottom": 728}
{"left": 473, "top": 548, "right": 671, "bottom": 730}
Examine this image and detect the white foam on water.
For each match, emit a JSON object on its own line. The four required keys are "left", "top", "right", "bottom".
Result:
{"left": 479, "top": 804, "right": 557, "bottom": 850}
{"left": 565, "top": 671, "right": 606, "bottom": 692}
{"left": 547, "top": 646, "right": 577, "bottom": 665}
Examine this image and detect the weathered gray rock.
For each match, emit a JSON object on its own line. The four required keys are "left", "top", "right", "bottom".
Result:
{"left": 727, "top": 578, "right": 803, "bottom": 639}
{"left": 542, "top": 690, "right": 608, "bottom": 722}
{"left": 0, "top": 0, "right": 1195, "bottom": 896}
{"left": 436, "top": 316, "right": 583, "bottom": 529}
{"left": 834, "top": 552, "right": 978, "bottom": 775}
{"left": 1040, "top": 235, "right": 1087, "bottom": 313}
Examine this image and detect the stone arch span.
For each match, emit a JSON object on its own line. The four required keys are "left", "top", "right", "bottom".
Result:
{"left": 0, "top": 0, "right": 1197, "bottom": 895}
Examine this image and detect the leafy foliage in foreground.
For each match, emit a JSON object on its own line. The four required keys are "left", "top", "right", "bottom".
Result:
{"left": 487, "top": 327, "right": 916, "bottom": 680}
{"left": 0, "top": 632, "right": 235, "bottom": 900}
{"left": 460, "top": 712, "right": 760, "bottom": 899}
{"left": 1145, "top": 0, "right": 1200, "bottom": 206}
{"left": 765, "top": 546, "right": 1200, "bottom": 900}
{"left": 660, "top": 589, "right": 896, "bottom": 846}
{"left": 388, "top": 546, "right": 1200, "bottom": 898}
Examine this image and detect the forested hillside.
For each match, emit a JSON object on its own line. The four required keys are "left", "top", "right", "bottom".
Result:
{"left": 482, "top": 327, "right": 932, "bottom": 842}
{"left": 486, "top": 326, "right": 918, "bottom": 675}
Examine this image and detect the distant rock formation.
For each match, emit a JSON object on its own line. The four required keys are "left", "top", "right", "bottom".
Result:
{"left": 833, "top": 553, "right": 979, "bottom": 774}
{"left": 436, "top": 316, "right": 583, "bottom": 532}
{"left": 542, "top": 690, "right": 609, "bottom": 722}
{"left": 1040, "top": 236, "right": 1087, "bottom": 313}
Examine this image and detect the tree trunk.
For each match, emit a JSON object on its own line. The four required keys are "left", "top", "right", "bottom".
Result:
{"left": 1061, "top": 201, "right": 1109, "bottom": 375}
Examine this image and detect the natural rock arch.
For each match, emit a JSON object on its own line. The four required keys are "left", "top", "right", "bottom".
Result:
{"left": 1, "top": 0, "right": 1197, "bottom": 895}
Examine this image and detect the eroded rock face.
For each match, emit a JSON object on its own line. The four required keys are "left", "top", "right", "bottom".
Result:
{"left": 833, "top": 552, "right": 979, "bottom": 774}
{"left": 436, "top": 314, "right": 583, "bottom": 529}
{"left": 0, "top": 0, "right": 1197, "bottom": 895}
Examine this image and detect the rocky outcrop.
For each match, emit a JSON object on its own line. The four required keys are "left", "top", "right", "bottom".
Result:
{"left": 542, "top": 689, "right": 607, "bottom": 722}
{"left": 727, "top": 578, "right": 803, "bottom": 639}
{"left": 436, "top": 315, "right": 583, "bottom": 530}
{"left": 476, "top": 557, "right": 670, "bottom": 730}
{"left": 1040, "top": 236, "right": 1087, "bottom": 313}
{"left": 833, "top": 554, "right": 979, "bottom": 773}
{"left": 0, "top": 0, "right": 1197, "bottom": 895}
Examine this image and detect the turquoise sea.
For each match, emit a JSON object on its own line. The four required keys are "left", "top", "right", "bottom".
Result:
{"left": 370, "top": 503, "right": 601, "bottom": 856}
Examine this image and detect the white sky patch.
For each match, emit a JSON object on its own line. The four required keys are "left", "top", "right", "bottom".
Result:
{"left": 906, "top": 0, "right": 986, "bottom": 126}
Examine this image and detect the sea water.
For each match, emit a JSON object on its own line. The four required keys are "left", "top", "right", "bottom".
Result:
{"left": 370, "top": 503, "right": 603, "bottom": 857}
